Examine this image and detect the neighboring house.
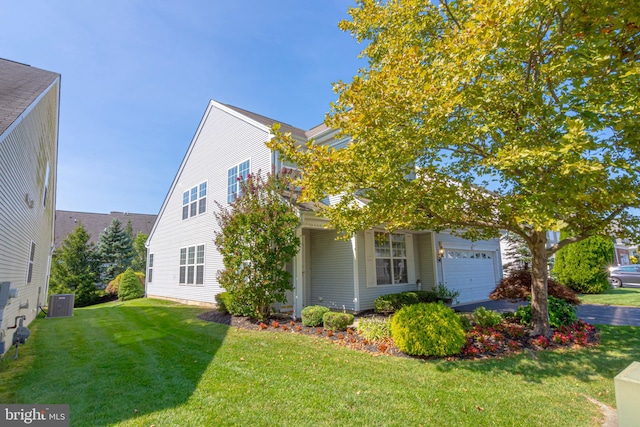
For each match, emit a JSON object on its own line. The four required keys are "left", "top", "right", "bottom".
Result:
{"left": 613, "top": 238, "right": 637, "bottom": 266}
{"left": 54, "top": 210, "right": 157, "bottom": 247}
{"left": 0, "top": 59, "right": 60, "bottom": 355}
{"left": 500, "top": 230, "right": 560, "bottom": 272}
{"left": 146, "top": 100, "right": 503, "bottom": 315}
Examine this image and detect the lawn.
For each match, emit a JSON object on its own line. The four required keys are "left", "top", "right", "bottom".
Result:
{"left": 1, "top": 298, "right": 637, "bottom": 427}
{"left": 579, "top": 286, "right": 640, "bottom": 307}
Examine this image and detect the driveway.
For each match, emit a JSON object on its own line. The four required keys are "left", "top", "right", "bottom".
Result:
{"left": 454, "top": 300, "right": 640, "bottom": 327}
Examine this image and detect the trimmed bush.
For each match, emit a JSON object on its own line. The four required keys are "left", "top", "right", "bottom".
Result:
{"left": 553, "top": 234, "right": 613, "bottom": 294}
{"left": 323, "top": 312, "right": 355, "bottom": 331}
{"left": 357, "top": 317, "right": 392, "bottom": 341}
{"left": 106, "top": 271, "right": 145, "bottom": 295}
{"left": 215, "top": 292, "right": 231, "bottom": 314}
{"left": 301, "top": 305, "right": 330, "bottom": 327}
{"left": 514, "top": 296, "right": 578, "bottom": 328}
{"left": 473, "top": 307, "right": 503, "bottom": 328}
{"left": 118, "top": 268, "right": 145, "bottom": 301}
{"left": 490, "top": 269, "right": 581, "bottom": 305}
{"left": 391, "top": 302, "right": 466, "bottom": 357}
{"left": 374, "top": 291, "right": 439, "bottom": 314}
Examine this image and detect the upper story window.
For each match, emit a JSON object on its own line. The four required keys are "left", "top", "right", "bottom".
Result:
{"left": 227, "top": 159, "right": 250, "bottom": 203}
{"left": 182, "top": 181, "right": 207, "bottom": 220}
{"left": 374, "top": 232, "right": 407, "bottom": 285}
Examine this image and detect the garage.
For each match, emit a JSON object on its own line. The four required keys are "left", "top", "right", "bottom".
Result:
{"left": 441, "top": 249, "right": 499, "bottom": 304}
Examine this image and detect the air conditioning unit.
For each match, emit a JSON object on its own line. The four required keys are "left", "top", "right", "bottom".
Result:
{"left": 48, "top": 294, "right": 75, "bottom": 318}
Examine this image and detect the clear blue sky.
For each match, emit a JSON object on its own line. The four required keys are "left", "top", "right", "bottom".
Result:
{"left": 1, "top": 0, "right": 362, "bottom": 215}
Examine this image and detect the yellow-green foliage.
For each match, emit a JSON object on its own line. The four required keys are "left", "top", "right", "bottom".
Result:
{"left": 391, "top": 303, "right": 466, "bottom": 357}
{"left": 106, "top": 271, "right": 145, "bottom": 295}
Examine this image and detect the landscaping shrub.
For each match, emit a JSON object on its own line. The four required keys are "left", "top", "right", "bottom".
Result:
{"left": 118, "top": 268, "right": 145, "bottom": 301}
{"left": 553, "top": 234, "right": 613, "bottom": 294}
{"left": 301, "top": 305, "right": 330, "bottom": 327}
{"left": 106, "top": 271, "right": 145, "bottom": 295}
{"left": 322, "top": 312, "right": 355, "bottom": 331}
{"left": 514, "top": 296, "right": 578, "bottom": 328}
{"left": 215, "top": 292, "right": 231, "bottom": 314}
{"left": 391, "top": 302, "right": 466, "bottom": 357}
{"left": 473, "top": 307, "right": 503, "bottom": 328}
{"left": 490, "top": 269, "right": 581, "bottom": 305}
{"left": 457, "top": 313, "right": 473, "bottom": 331}
{"left": 374, "top": 291, "right": 439, "bottom": 314}
{"left": 357, "top": 317, "right": 392, "bottom": 341}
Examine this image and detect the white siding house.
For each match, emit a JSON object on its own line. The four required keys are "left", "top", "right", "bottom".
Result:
{"left": 0, "top": 59, "right": 60, "bottom": 355}
{"left": 146, "top": 101, "right": 503, "bottom": 315}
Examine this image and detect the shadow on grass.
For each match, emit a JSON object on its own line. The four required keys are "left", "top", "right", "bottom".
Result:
{"left": 1, "top": 299, "right": 229, "bottom": 427}
{"left": 436, "top": 325, "right": 640, "bottom": 385}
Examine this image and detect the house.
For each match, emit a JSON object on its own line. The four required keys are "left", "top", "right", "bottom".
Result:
{"left": 0, "top": 59, "right": 60, "bottom": 355}
{"left": 54, "top": 210, "right": 157, "bottom": 247}
{"left": 146, "top": 101, "right": 503, "bottom": 315}
{"left": 613, "top": 238, "right": 637, "bottom": 265}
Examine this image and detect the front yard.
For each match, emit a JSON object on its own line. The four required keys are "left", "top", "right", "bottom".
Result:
{"left": 579, "top": 286, "right": 640, "bottom": 307}
{"left": 1, "top": 298, "right": 637, "bottom": 426}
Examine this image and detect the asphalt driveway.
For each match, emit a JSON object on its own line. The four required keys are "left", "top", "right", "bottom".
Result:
{"left": 454, "top": 300, "right": 640, "bottom": 327}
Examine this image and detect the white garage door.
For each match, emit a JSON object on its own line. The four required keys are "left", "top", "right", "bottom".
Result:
{"left": 442, "top": 250, "right": 497, "bottom": 304}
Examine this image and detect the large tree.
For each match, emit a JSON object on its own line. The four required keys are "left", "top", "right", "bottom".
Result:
{"left": 213, "top": 172, "right": 300, "bottom": 321}
{"left": 269, "top": 0, "right": 640, "bottom": 336}
{"left": 131, "top": 232, "right": 149, "bottom": 273}
{"left": 49, "top": 222, "right": 99, "bottom": 307}
{"left": 96, "top": 218, "right": 134, "bottom": 284}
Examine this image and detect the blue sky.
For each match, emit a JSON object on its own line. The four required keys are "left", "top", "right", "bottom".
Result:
{"left": 1, "top": 0, "right": 362, "bottom": 215}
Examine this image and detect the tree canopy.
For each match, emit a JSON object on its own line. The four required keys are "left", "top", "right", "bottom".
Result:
{"left": 269, "top": 0, "right": 640, "bottom": 335}
{"left": 96, "top": 218, "right": 134, "bottom": 284}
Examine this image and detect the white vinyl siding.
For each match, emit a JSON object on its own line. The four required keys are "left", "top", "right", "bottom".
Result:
{"left": 309, "top": 229, "right": 355, "bottom": 311}
{"left": 0, "top": 76, "right": 59, "bottom": 354}
{"left": 146, "top": 101, "right": 272, "bottom": 305}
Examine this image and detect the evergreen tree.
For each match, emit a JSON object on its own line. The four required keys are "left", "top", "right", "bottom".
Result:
{"left": 553, "top": 233, "right": 614, "bottom": 294}
{"left": 118, "top": 268, "right": 145, "bottom": 301}
{"left": 96, "top": 218, "right": 134, "bottom": 284}
{"left": 131, "top": 232, "right": 149, "bottom": 272}
{"left": 49, "top": 222, "right": 99, "bottom": 307}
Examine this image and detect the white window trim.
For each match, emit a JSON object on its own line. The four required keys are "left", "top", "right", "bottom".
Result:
{"left": 365, "top": 231, "right": 415, "bottom": 287}
{"left": 182, "top": 180, "right": 207, "bottom": 220}
{"left": 227, "top": 159, "right": 251, "bottom": 203}
{"left": 148, "top": 253, "right": 154, "bottom": 283}
{"left": 179, "top": 245, "right": 205, "bottom": 286}
{"left": 27, "top": 241, "right": 36, "bottom": 284}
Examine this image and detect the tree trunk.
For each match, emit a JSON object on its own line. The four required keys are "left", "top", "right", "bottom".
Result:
{"left": 529, "top": 231, "right": 551, "bottom": 337}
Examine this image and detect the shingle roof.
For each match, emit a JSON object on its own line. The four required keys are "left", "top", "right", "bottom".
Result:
{"left": 0, "top": 58, "right": 59, "bottom": 136}
{"left": 223, "top": 103, "right": 308, "bottom": 140}
{"left": 54, "top": 210, "right": 158, "bottom": 247}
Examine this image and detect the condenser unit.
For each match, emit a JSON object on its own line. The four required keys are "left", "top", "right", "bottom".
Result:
{"left": 48, "top": 294, "right": 75, "bottom": 318}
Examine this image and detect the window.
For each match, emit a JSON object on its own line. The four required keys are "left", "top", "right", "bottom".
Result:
{"left": 374, "top": 232, "right": 407, "bottom": 285}
{"left": 227, "top": 159, "right": 250, "bottom": 203}
{"left": 43, "top": 162, "right": 50, "bottom": 207}
{"left": 182, "top": 181, "right": 207, "bottom": 220}
{"left": 179, "top": 245, "right": 205, "bottom": 285}
{"left": 148, "top": 254, "right": 154, "bottom": 283}
{"left": 26, "top": 241, "right": 36, "bottom": 283}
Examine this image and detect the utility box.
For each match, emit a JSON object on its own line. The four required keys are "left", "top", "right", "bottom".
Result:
{"left": 615, "top": 361, "right": 640, "bottom": 427}
{"left": 48, "top": 294, "right": 75, "bottom": 318}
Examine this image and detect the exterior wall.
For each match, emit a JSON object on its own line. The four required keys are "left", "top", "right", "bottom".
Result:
{"left": 0, "top": 80, "right": 59, "bottom": 354}
{"left": 415, "top": 233, "right": 437, "bottom": 290}
{"left": 146, "top": 102, "right": 273, "bottom": 305}
{"left": 308, "top": 229, "right": 356, "bottom": 311}
{"left": 356, "top": 231, "right": 422, "bottom": 312}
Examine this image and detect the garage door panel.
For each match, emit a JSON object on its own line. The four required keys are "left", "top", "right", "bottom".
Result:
{"left": 442, "top": 250, "right": 497, "bottom": 303}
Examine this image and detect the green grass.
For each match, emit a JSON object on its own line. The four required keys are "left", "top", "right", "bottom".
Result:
{"left": 1, "top": 298, "right": 638, "bottom": 426}
{"left": 579, "top": 286, "right": 640, "bottom": 307}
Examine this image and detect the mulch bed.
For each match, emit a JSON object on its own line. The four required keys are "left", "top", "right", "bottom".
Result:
{"left": 198, "top": 310, "right": 600, "bottom": 361}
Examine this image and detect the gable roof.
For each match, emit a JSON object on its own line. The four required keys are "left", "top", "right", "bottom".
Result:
{"left": 0, "top": 58, "right": 60, "bottom": 136}
{"left": 223, "top": 103, "right": 308, "bottom": 140}
{"left": 55, "top": 210, "right": 157, "bottom": 247}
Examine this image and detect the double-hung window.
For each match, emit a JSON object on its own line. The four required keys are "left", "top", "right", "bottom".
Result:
{"left": 179, "top": 245, "right": 205, "bottom": 285}
{"left": 147, "top": 254, "right": 154, "bottom": 283}
{"left": 227, "top": 159, "right": 250, "bottom": 203}
{"left": 182, "top": 181, "right": 207, "bottom": 220}
{"left": 374, "top": 232, "right": 407, "bottom": 285}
